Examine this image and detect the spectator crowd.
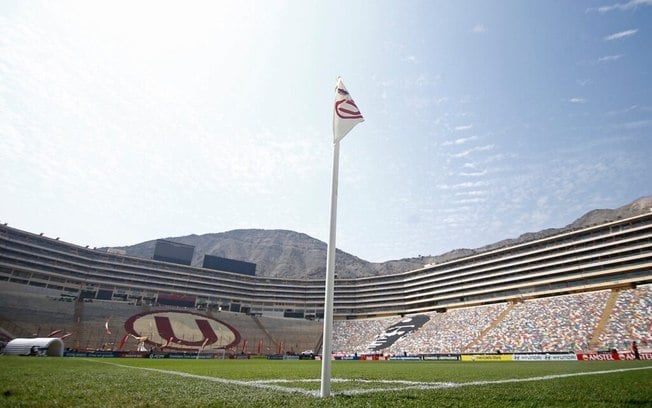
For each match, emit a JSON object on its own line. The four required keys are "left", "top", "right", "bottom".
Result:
{"left": 332, "top": 286, "right": 651, "bottom": 355}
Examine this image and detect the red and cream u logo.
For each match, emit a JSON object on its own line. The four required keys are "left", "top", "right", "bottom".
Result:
{"left": 125, "top": 310, "right": 240, "bottom": 350}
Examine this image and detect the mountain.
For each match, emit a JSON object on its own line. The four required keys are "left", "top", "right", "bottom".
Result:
{"left": 115, "top": 229, "right": 377, "bottom": 279}
{"left": 109, "top": 196, "right": 652, "bottom": 279}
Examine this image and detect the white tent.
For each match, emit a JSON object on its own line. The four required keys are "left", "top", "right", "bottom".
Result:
{"left": 4, "top": 337, "right": 64, "bottom": 357}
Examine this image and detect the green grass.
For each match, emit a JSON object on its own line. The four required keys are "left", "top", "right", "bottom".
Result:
{"left": 1, "top": 356, "right": 651, "bottom": 407}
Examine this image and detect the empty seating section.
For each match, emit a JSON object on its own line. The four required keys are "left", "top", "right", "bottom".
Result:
{"left": 75, "top": 306, "right": 317, "bottom": 353}
{"left": 77, "top": 299, "right": 143, "bottom": 350}
{"left": 0, "top": 280, "right": 321, "bottom": 352}
{"left": 2, "top": 278, "right": 651, "bottom": 354}
{"left": 258, "top": 316, "right": 322, "bottom": 354}
{"left": 598, "top": 284, "right": 652, "bottom": 351}
{"left": 0, "top": 281, "right": 75, "bottom": 338}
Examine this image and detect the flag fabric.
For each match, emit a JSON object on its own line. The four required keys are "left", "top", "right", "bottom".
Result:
{"left": 104, "top": 319, "right": 111, "bottom": 335}
{"left": 199, "top": 337, "right": 210, "bottom": 352}
{"left": 117, "top": 334, "right": 129, "bottom": 350}
{"left": 163, "top": 336, "right": 173, "bottom": 349}
{"left": 48, "top": 329, "right": 63, "bottom": 337}
{"left": 333, "top": 77, "right": 364, "bottom": 143}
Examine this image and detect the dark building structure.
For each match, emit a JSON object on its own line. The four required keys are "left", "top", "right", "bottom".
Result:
{"left": 153, "top": 239, "right": 195, "bottom": 266}
{"left": 203, "top": 255, "right": 256, "bottom": 276}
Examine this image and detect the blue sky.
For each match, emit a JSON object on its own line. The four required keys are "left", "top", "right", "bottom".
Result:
{"left": 1, "top": 0, "right": 651, "bottom": 263}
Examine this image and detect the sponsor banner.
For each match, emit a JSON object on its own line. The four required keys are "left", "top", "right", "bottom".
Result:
{"left": 171, "top": 353, "right": 212, "bottom": 359}
{"left": 360, "top": 355, "right": 389, "bottom": 361}
{"left": 617, "top": 352, "right": 652, "bottom": 361}
{"left": 336, "top": 355, "right": 360, "bottom": 360}
{"left": 121, "top": 353, "right": 146, "bottom": 358}
{"left": 423, "top": 355, "right": 460, "bottom": 361}
{"left": 63, "top": 350, "right": 217, "bottom": 359}
{"left": 150, "top": 352, "right": 214, "bottom": 359}
{"left": 577, "top": 352, "right": 620, "bottom": 361}
{"left": 577, "top": 352, "right": 652, "bottom": 361}
{"left": 389, "top": 356, "right": 420, "bottom": 361}
{"left": 513, "top": 353, "right": 578, "bottom": 361}
{"left": 267, "top": 354, "right": 299, "bottom": 360}
{"left": 64, "top": 351, "right": 121, "bottom": 358}
{"left": 147, "top": 352, "right": 169, "bottom": 359}
{"left": 461, "top": 354, "right": 513, "bottom": 362}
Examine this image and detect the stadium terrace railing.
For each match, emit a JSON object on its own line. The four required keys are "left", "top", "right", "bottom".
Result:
{"left": 0, "top": 212, "right": 651, "bottom": 318}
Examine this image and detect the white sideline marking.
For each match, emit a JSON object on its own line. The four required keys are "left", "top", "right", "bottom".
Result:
{"left": 337, "top": 366, "right": 652, "bottom": 396}
{"left": 87, "top": 360, "right": 652, "bottom": 397}
{"left": 89, "top": 360, "right": 319, "bottom": 396}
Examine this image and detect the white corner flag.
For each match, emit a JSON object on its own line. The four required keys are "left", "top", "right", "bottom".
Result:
{"left": 321, "top": 77, "right": 364, "bottom": 398}
{"left": 333, "top": 77, "right": 364, "bottom": 143}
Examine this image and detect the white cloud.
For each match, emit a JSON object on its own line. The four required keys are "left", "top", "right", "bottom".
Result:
{"left": 455, "top": 190, "right": 487, "bottom": 197}
{"left": 459, "top": 170, "right": 487, "bottom": 177}
{"left": 597, "top": 54, "right": 623, "bottom": 63}
{"left": 415, "top": 73, "right": 441, "bottom": 87}
{"left": 443, "top": 135, "right": 478, "bottom": 146}
{"left": 619, "top": 119, "right": 652, "bottom": 129}
{"left": 604, "top": 29, "right": 638, "bottom": 41}
{"left": 606, "top": 105, "right": 638, "bottom": 115}
{"left": 591, "top": 0, "right": 652, "bottom": 13}
{"left": 455, "top": 124, "right": 473, "bottom": 131}
{"left": 437, "top": 181, "right": 490, "bottom": 190}
{"left": 569, "top": 97, "right": 587, "bottom": 104}
{"left": 449, "top": 144, "right": 494, "bottom": 158}
{"left": 472, "top": 24, "right": 486, "bottom": 33}
{"left": 455, "top": 197, "right": 486, "bottom": 204}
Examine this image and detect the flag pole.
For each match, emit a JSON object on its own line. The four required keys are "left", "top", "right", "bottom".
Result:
{"left": 320, "top": 77, "right": 363, "bottom": 397}
{"left": 320, "top": 140, "right": 340, "bottom": 398}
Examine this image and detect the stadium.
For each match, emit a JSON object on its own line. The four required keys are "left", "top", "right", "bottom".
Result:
{"left": 1, "top": 210, "right": 651, "bottom": 359}
{"left": 1, "top": 210, "right": 652, "bottom": 405}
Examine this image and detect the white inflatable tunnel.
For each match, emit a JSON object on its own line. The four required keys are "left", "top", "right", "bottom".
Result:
{"left": 4, "top": 337, "right": 65, "bottom": 357}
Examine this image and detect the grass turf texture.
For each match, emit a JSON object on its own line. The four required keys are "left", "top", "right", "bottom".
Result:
{"left": 1, "top": 356, "right": 651, "bottom": 407}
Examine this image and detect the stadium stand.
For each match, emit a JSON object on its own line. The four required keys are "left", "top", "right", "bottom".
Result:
{"left": 389, "top": 303, "right": 510, "bottom": 355}
{"left": 0, "top": 280, "right": 321, "bottom": 353}
{"left": 0, "top": 281, "right": 75, "bottom": 339}
{"left": 598, "top": 284, "right": 652, "bottom": 351}
{"left": 333, "top": 317, "right": 395, "bottom": 355}
{"left": 0, "top": 211, "right": 650, "bottom": 353}
{"left": 469, "top": 291, "right": 610, "bottom": 353}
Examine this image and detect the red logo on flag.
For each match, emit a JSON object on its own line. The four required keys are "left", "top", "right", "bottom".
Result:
{"left": 335, "top": 98, "right": 363, "bottom": 119}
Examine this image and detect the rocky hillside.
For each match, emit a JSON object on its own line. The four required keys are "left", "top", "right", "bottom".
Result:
{"left": 111, "top": 196, "right": 652, "bottom": 279}
{"left": 118, "top": 229, "right": 374, "bottom": 279}
{"left": 400, "top": 196, "right": 652, "bottom": 270}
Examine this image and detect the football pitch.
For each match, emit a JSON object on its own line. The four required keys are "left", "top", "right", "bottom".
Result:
{"left": 1, "top": 356, "right": 651, "bottom": 407}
